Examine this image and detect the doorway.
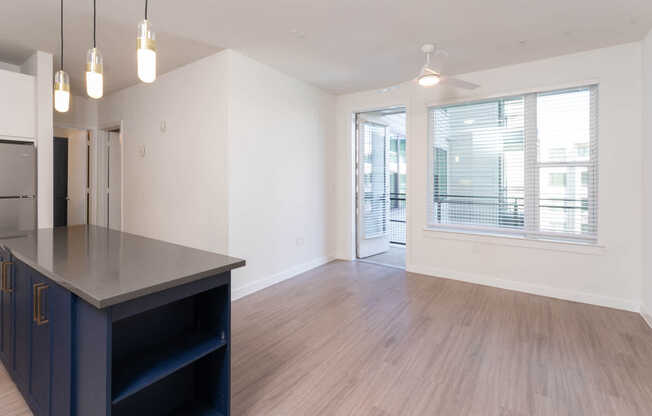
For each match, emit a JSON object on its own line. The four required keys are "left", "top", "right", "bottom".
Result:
{"left": 52, "top": 125, "right": 123, "bottom": 230}
{"left": 53, "top": 137, "right": 68, "bottom": 227}
{"left": 53, "top": 128, "right": 91, "bottom": 227}
{"left": 92, "top": 126, "right": 122, "bottom": 230}
{"left": 355, "top": 107, "right": 407, "bottom": 269}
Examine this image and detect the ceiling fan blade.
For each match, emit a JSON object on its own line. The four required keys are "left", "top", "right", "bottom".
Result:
{"left": 440, "top": 76, "right": 480, "bottom": 90}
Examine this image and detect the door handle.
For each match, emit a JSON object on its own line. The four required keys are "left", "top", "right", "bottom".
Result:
{"left": 1, "top": 262, "right": 12, "bottom": 293}
{"left": 33, "top": 283, "right": 49, "bottom": 326}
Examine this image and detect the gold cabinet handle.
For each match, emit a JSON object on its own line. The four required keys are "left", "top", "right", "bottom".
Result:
{"left": 33, "top": 284, "right": 38, "bottom": 322}
{"left": 33, "top": 283, "right": 49, "bottom": 326}
{"left": 1, "top": 262, "right": 12, "bottom": 293}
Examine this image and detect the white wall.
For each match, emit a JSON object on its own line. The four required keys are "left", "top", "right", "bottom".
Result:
{"left": 0, "top": 61, "right": 20, "bottom": 72}
{"left": 642, "top": 30, "right": 652, "bottom": 320}
{"left": 99, "top": 52, "right": 231, "bottom": 254}
{"left": 336, "top": 43, "right": 644, "bottom": 311}
{"left": 97, "top": 49, "right": 335, "bottom": 297}
{"left": 54, "top": 127, "right": 88, "bottom": 226}
{"left": 227, "top": 51, "right": 335, "bottom": 298}
{"left": 54, "top": 95, "right": 98, "bottom": 130}
{"left": 21, "top": 51, "right": 53, "bottom": 229}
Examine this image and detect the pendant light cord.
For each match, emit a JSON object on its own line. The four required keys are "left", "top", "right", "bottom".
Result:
{"left": 145, "top": 0, "right": 149, "bottom": 20}
{"left": 60, "top": 0, "right": 64, "bottom": 70}
{"left": 93, "top": 0, "right": 96, "bottom": 48}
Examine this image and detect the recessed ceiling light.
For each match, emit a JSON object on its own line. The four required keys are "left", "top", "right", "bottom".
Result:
{"left": 464, "top": 119, "right": 474, "bottom": 125}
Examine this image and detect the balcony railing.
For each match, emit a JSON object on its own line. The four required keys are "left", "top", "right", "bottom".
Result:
{"left": 390, "top": 193, "right": 406, "bottom": 244}
{"left": 433, "top": 194, "right": 589, "bottom": 229}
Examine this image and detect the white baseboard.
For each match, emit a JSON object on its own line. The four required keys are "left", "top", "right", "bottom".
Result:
{"left": 231, "top": 256, "right": 334, "bottom": 301}
{"left": 407, "top": 264, "right": 639, "bottom": 312}
{"left": 641, "top": 305, "right": 652, "bottom": 330}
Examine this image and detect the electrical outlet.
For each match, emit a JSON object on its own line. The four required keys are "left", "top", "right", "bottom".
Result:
{"left": 160, "top": 120, "right": 167, "bottom": 133}
{"left": 296, "top": 237, "right": 305, "bottom": 247}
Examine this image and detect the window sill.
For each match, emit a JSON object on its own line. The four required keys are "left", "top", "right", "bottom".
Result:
{"left": 422, "top": 226, "right": 606, "bottom": 255}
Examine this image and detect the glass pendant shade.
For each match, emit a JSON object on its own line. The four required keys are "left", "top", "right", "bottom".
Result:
{"left": 86, "top": 47, "right": 104, "bottom": 99}
{"left": 137, "top": 19, "right": 157, "bottom": 83}
{"left": 54, "top": 70, "right": 70, "bottom": 113}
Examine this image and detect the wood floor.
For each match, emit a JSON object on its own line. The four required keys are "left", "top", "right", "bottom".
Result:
{"left": 2, "top": 260, "right": 652, "bottom": 415}
{"left": 359, "top": 245, "right": 406, "bottom": 269}
{"left": 0, "top": 363, "right": 30, "bottom": 415}
{"left": 231, "top": 261, "right": 652, "bottom": 415}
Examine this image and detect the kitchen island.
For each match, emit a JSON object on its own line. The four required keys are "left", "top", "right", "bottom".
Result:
{"left": 0, "top": 225, "right": 245, "bottom": 416}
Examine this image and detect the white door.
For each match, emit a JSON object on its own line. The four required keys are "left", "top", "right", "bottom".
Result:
{"left": 107, "top": 131, "right": 122, "bottom": 230}
{"left": 356, "top": 119, "right": 390, "bottom": 258}
{"left": 90, "top": 130, "right": 108, "bottom": 228}
{"left": 90, "top": 129, "right": 121, "bottom": 230}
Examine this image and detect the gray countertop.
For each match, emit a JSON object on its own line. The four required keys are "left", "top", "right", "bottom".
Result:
{"left": 0, "top": 225, "right": 245, "bottom": 309}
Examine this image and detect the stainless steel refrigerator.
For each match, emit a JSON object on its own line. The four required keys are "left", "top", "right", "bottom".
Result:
{"left": 0, "top": 141, "right": 36, "bottom": 234}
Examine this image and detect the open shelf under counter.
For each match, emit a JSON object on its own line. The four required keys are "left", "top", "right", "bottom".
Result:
{"left": 170, "top": 400, "right": 227, "bottom": 416}
{"left": 110, "top": 276, "right": 231, "bottom": 416}
{"left": 112, "top": 330, "right": 228, "bottom": 404}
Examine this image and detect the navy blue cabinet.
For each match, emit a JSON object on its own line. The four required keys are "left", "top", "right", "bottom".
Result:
{"left": 109, "top": 274, "right": 231, "bottom": 416}
{"left": 29, "top": 272, "right": 71, "bottom": 416}
{"left": 30, "top": 271, "right": 52, "bottom": 415}
{"left": 13, "top": 259, "right": 31, "bottom": 392}
{"left": 0, "top": 259, "right": 72, "bottom": 416}
{"left": 0, "top": 256, "right": 231, "bottom": 416}
{"left": 0, "top": 247, "right": 13, "bottom": 367}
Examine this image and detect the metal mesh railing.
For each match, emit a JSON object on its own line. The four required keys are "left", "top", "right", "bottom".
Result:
{"left": 390, "top": 193, "right": 406, "bottom": 244}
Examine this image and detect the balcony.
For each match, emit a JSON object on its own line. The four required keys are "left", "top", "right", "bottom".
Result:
{"left": 390, "top": 193, "right": 406, "bottom": 245}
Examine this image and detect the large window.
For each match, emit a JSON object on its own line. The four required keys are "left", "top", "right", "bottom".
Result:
{"left": 428, "top": 85, "right": 598, "bottom": 243}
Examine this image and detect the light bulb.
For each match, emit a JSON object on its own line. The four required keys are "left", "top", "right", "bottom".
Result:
{"left": 54, "top": 70, "right": 70, "bottom": 113}
{"left": 137, "top": 19, "right": 157, "bottom": 83}
{"left": 418, "top": 73, "right": 440, "bottom": 87}
{"left": 138, "top": 48, "right": 156, "bottom": 83}
{"left": 86, "top": 47, "right": 104, "bottom": 99}
{"left": 86, "top": 71, "right": 103, "bottom": 99}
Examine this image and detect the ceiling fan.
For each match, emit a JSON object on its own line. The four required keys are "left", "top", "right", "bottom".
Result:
{"left": 417, "top": 44, "right": 479, "bottom": 90}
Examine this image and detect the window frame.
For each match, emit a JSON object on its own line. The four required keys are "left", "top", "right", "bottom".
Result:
{"left": 426, "top": 84, "right": 599, "bottom": 244}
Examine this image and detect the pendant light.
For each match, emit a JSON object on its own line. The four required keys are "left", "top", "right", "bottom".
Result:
{"left": 86, "top": 0, "right": 103, "bottom": 99}
{"left": 54, "top": 0, "right": 70, "bottom": 112}
{"left": 137, "top": 0, "right": 157, "bottom": 83}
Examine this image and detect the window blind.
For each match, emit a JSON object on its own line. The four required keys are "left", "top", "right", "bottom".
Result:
{"left": 534, "top": 87, "right": 598, "bottom": 239}
{"left": 429, "top": 85, "right": 598, "bottom": 243}
{"left": 360, "top": 121, "right": 389, "bottom": 239}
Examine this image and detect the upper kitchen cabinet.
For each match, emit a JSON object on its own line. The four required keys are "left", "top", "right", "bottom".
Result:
{"left": 0, "top": 69, "right": 35, "bottom": 140}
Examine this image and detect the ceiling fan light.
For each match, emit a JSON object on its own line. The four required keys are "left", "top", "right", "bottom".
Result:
{"left": 418, "top": 73, "right": 440, "bottom": 87}
{"left": 54, "top": 70, "right": 70, "bottom": 113}
{"left": 137, "top": 19, "right": 157, "bottom": 83}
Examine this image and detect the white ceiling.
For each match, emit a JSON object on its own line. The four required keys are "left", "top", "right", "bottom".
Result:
{"left": 1, "top": 0, "right": 651, "bottom": 95}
